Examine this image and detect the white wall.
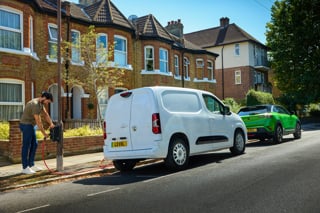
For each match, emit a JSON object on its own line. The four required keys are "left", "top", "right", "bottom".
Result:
{"left": 208, "top": 42, "right": 251, "bottom": 69}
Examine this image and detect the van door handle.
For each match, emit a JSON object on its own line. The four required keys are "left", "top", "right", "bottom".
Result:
{"left": 132, "top": 126, "right": 137, "bottom": 131}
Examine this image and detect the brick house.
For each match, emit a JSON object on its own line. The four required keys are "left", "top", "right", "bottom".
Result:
{"left": 185, "top": 17, "right": 271, "bottom": 101}
{"left": 0, "top": 0, "right": 219, "bottom": 122}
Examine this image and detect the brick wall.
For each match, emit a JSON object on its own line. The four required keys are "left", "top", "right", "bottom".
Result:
{"left": 215, "top": 66, "right": 253, "bottom": 101}
{"left": 0, "top": 120, "right": 103, "bottom": 163}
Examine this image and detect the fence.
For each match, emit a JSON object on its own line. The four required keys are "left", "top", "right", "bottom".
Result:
{"left": 63, "top": 119, "right": 103, "bottom": 129}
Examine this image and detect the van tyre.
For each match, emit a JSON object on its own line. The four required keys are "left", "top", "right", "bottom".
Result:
{"left": 230, "top": 129, "right": 245, "bottom": 155}
{"left": 293, "top": 122, "right": 301, "bottom": 139}
{"left": 273, "top": 124, "right": 283, "bottom": 144}
{"left": 113, "top": 160, "right": 136, "bottom": 172}
{"left": 165, "top": 137, "right": 189, "bottom": 171}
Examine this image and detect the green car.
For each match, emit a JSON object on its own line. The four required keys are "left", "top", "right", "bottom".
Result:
{"left": 238, "top": 104, "right": 301, "bottom": 143}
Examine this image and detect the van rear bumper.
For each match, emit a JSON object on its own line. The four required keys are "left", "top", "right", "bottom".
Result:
{"left": 103, "top": 145, "right": 166, "bottom": 160}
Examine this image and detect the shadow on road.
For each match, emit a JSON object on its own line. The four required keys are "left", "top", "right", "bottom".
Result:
{"left": 74, "top": 126, "right": 318, "bottom": 187}
{"left": 73, "top": 152, "right": 236, "bottom": 186}
{"left": 246, "top": 137, "right": 295, "bottom": 147}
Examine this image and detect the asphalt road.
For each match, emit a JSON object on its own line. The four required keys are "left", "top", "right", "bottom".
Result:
{"left": 1, "top": 129, "right": 320, "bottom": 213}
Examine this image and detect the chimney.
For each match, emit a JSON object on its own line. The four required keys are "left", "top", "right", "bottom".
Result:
{"left": 220, "top": 17, "right": 230, "bottom": 28}
{"left": 62, "top": 1, "right": 71, "bottom": 16}
{"left": 165, "top": 19, "right": 184, "bottom": 38}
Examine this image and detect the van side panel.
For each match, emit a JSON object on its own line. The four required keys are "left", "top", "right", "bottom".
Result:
{"left": 157, "top": 90, "right": 213, "bottom": 153}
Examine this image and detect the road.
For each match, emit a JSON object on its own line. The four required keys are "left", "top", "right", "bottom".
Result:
{"left": 1, "top": 129, "right": 320, "bottom": 213}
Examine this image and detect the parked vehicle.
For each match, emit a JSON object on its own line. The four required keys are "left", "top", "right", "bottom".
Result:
{"left": 238, "top": 104, "right": 301, "bottom": 143}
{"left": 103, "top": 86, "right": 247, "bottom": 171}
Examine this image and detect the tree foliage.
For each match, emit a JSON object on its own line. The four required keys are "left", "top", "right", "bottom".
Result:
{"left": 63, "top": 26, "right": 125, "bottom": 120}
{"left": 266, "top": 0, "right": 320, "bottom": 105}
{"left": 246, "top": 89, "right": 275, "bottom": 106}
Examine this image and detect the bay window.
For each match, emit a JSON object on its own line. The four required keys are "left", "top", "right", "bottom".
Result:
{"left": 48, "top": 24, "right": 58, "bottom": 59}
{"left": 159, "top": 48, "right": 168, "bottom": 73}
{"left": 114, "top": 35, "right": 127, "bottom": 66}
{"left": 174, "top": 55, "right": 179, "bottom": 77}
{"left": 0, "top": 80, "right": 24, "bottom": 121}
{"left": 144, "top": 46, "right": 154, "bottom": 71}
{"left": 0, "top": 7, "right": 22, "bottom": 51}
{"left": 71, "top": 30, "right": 81, "bottom": 63}
{"left": 96, "top": 33, "right": 108, "bottom": 64}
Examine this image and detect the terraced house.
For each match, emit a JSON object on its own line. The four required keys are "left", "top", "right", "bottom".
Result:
{"left": 0, "top": 0, "right": 269, "bottom": 123}
{"left": 185, "top": 17, "right": 270, "bottom": 100}
{"left": 0, "top": 0, "right": 219, "bottom": 122}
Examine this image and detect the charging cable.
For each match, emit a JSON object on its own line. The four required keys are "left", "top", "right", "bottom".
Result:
{"left": 41, "top": 137, "right": 113, "bottom": 175}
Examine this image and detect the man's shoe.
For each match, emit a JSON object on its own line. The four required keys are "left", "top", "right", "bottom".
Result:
{"left": 30, "top": 166, "right": 43, "bottom": 172}
{"left": 22, "top": 167, "right": 36, "bottom": 174}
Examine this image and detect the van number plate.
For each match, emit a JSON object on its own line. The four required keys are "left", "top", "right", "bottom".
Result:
{"left": 111, "top": 140, "right": 128, "bottom": 148}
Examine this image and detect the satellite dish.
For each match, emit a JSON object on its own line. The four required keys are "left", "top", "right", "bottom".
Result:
{"left": 128, "top": 15, "right": 138, "bottom": 21}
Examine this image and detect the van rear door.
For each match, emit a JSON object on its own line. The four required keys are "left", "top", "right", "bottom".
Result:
{"left": 130, "top": 88, "right": 160, "bottom": 150}
{"left": 105, "top": 92, "right": 133, "bottom": 151}
{"left": 105, "top": 88, "right": 160, "bottom": 152}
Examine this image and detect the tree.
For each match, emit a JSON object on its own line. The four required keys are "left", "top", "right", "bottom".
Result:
{"left": 63, "top": 26, "right": 125, "bottom": 121}
{"left": 266, "top": 0, "right": 320, "bottom": 105}
{"left": 246, "top": 89, "right": 275, "bottom": 106}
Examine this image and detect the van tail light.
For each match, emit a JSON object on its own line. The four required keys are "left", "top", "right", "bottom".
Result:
{"left": 120, "top": 91, "right": 132, "bottom": 98}
{"left": 152, "top": 113, "right": 161, "bottom": 134}
{"left": 103, "top": 121, "right": 107, "bottom": 139}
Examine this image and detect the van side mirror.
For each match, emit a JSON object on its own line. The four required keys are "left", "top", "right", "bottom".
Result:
{"left": 223, "top": 105, "right": 231, "bottom": 115}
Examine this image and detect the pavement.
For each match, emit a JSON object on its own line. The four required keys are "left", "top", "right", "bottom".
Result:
{"left": 0, "top": 121, "right": 319, "bottom": 191}
{"left": 0, "top": 152, "right": 111, "bottom": 178}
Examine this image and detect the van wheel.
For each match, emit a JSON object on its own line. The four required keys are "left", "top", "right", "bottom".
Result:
{"left": 293, "top": 122, "right": 301, "bottom": 139}
{"left": 113, "top": 160, "right": 136, "bottom": 172}
{"left": 165, "top": 137, "right": 189, "bottom": 171}
{"left": 230, "top": 129, "right": 245, "bottom": 155}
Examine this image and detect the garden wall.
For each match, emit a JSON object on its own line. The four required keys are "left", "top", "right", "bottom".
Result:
{"left": 0, "top": 120, "right": 104, "bottom": 163}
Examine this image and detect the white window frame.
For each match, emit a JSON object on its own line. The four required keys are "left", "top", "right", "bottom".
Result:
{"left": 0, "top": 79, "right": 25, "bottom": 121}
{"left": 235, "top": 70, "right": 241, "bottom": 84}
{"left": 174, "top": 55, "right": 179, "bottom": 77}
{"left": 71, "top": 30, "right": 81, "bottom": 64}
{"left": 97, "top": 87, "right": 108, "bottom": 119}
{"left": 235, "top": 43, "right": 240, "bottom": 56}
{"left": 29, "top": 16, "right": 33, "bottom": 53}
{"left": 0, "top": 6, "right": 23, "bottom": 51}
{"left": 207, "top": 60, "right": 214, "bottom": 80}
{"left": 159, "top": 48, "right": 168, "bottom": 73}
{"left": 96, "top": 33, "right": 108, "bottom": 65}
{"left": 196, "top": 59, "right": 204, "bottom": 79}
{"left": 144, "top": 46, "right": 154, "bottom": 71}
{"left": 183, "top": 57, "right": 190, "bottom": 80}
{"left": 47, "top": 23, "right": 58, "bottom": 61}
{"left": 114, "top": 35, "right": 127, "bottom": 67}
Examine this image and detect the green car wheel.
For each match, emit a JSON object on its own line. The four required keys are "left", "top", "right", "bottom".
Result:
{"left": 273, "top": 124, "right": 283, "bottom": 144}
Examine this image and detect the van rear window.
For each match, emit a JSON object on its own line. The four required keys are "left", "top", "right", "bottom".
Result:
{"left": 162, "top": 91, "right": 201, "bottom": 112}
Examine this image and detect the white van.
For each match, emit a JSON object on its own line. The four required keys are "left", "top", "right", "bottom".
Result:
{"left": 103, "top": 86, "right": 247, "bottom": 171}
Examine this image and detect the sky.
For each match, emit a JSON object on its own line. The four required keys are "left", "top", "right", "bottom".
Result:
{"left": 68, "top": 0, "right": 275, "bottom": 44}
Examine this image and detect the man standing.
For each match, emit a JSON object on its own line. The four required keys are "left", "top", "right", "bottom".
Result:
{"left": 20, "top": 91, "right": 55, "bottom": 174}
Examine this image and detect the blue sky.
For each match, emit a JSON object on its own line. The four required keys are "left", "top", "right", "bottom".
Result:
{"left": 67, "top": 0, "right": 275, "bottom": 44}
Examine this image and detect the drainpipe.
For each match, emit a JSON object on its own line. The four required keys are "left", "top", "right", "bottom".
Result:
{"left": 181, "top": 51, "right": 185, "bottom": 88}
{"left": 57, "top": 0, "right": 64, "bottom": 172}
{"left": 221, "top": 45, "right": 225, "bottom": 99}
{"left": 65, "top": 4, "right": 70, "bottom": 119}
